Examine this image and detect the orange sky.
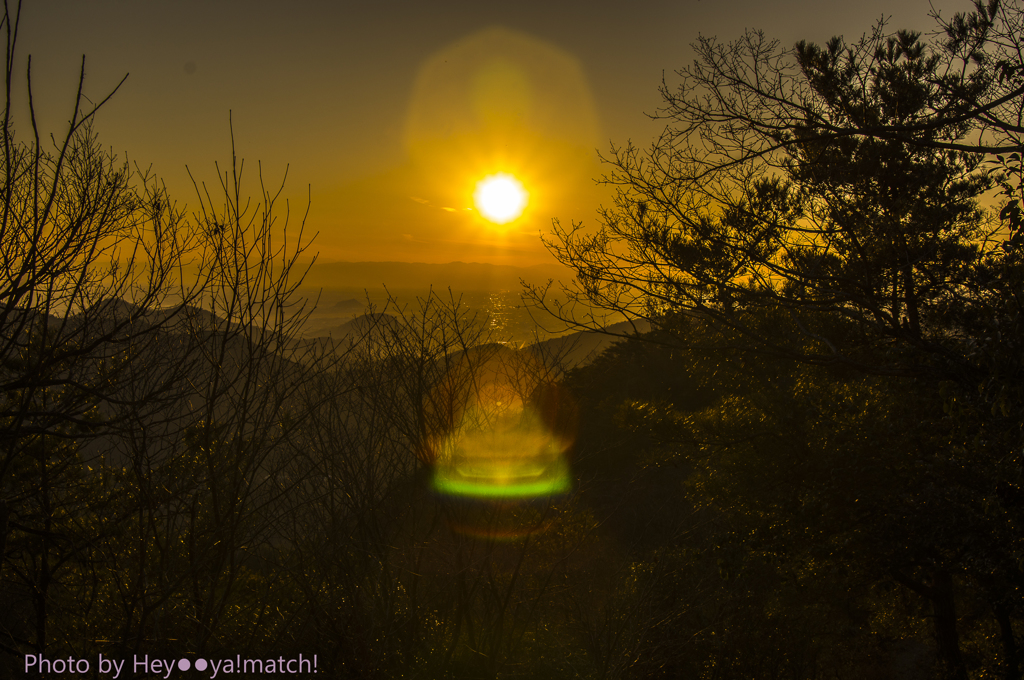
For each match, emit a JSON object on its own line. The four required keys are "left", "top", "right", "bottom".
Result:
{"left": 17, "top": 0, "right": 965, "bottom": 266}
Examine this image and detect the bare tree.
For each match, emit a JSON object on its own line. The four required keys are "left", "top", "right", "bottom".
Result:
{"left": 82, "top": 122, "right": 331, "bottom": 660}
{"left": 0, "top": 0, "right": 218, "bottom": 661}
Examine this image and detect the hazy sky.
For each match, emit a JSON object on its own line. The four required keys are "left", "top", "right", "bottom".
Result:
{"left": 18, "top": 0, "right": 964, "bottom": 266}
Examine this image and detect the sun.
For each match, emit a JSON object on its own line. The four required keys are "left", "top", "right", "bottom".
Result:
{"left": 474, "top": 174, "right": 528, "bottom": 224}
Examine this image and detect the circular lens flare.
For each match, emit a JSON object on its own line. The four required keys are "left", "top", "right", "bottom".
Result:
{"left": 421, "top": 347, "right": 578, "bottom": 538}
{"left": 474, "top": 173, "right": 528, "bottom": 223}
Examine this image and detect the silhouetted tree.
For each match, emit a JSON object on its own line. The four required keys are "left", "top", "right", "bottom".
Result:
{"left": 0, "top": 0, "right": 218, "bottom": 661}
{"left": 527, "top": 3, "right": 1024, "bottom": 678}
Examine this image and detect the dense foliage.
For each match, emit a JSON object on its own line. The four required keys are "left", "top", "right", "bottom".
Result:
{"left": 526, "top": 1, "right": 1024, "bottom": 678}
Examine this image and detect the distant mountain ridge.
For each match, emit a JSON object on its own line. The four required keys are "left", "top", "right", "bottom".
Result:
{"left": 300, "top": 261, "right": 574, "bottom": 292}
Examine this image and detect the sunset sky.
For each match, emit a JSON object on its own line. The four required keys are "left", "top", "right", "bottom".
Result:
{"left": 18, "top": 0, "right": 963, "bottom": 266}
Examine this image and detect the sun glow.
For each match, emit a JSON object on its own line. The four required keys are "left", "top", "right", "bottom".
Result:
{"left": 474, "top": 173, "right": 528, "bottom": 224}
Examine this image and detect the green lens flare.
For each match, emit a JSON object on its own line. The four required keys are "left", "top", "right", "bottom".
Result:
{"left": 433, "top": 458, "right": 571, "bottom": 498}
{"left": 431, "top": 406, "right": 572, "bottom": 500}
{"left": 422, "top": 346, "right": 578, "bottom": 535}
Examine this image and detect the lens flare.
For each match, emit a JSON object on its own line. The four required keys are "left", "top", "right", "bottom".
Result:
{"left": 422, "top": 347, "right": 577, "bottom": 537}
{"left": 474, "top": 174, "right": 528, "bottom": 224}
{"left": 432, "top": 411, "right": 572, "bottom": 499}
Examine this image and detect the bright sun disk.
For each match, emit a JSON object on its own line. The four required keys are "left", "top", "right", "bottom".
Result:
{"left": 474, "top": 174, "right": 528, "bottom": 224}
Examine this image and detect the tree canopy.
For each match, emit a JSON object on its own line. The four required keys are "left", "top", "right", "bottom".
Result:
{"left": 524, "top": 2, "right": 1024, "bottom": 678}
{"left": 529, "top": 0, "right": 1022, "bottom": 381}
